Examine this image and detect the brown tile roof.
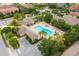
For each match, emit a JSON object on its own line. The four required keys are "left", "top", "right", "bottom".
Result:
{"left": 0, "top": 5, "right": 19, "bottom": 13}
{"left": 68, "top": 5, "right": 79, "bottom": 10}
{"left": 25, "top": 3, "right": 33, "bottom": 8}
{"left": 18, "top": 25, "right": 40, "bottom": 40}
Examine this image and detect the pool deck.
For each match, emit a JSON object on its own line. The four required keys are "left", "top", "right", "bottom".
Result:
{"left": 29, "top": 22, "right": 65, "bottom": 39}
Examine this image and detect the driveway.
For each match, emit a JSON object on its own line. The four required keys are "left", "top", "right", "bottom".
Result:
{"left": 16, "top": 37, "right": 42, "bottom": 56}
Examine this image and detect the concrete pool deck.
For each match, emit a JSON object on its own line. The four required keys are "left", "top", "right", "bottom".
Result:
{"left": 30, "top": 22, "right": 64, "bottom": 35}
{"left": 29, "top": 22, "right": 65, "bottom": 39}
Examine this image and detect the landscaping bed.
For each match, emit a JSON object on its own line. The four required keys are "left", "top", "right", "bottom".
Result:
{"left": 0, "top": 26, "right": 20, "bottom": 49}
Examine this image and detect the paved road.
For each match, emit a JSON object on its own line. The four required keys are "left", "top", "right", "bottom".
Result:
{"left": 16, "top": 37, "right": 42, "bottom": 56}
{"left": 0, "top": 35, "right": 10, "bottom": 56}
{"left": 0, "top": 18, "right": 12, "bottom": 28}
{"left": 0, "top": 18, "right": 13, "bottom": 56}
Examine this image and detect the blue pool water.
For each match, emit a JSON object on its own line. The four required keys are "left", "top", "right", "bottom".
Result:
{"left": 35, "top": 26, "right": 54, "bottom": 37}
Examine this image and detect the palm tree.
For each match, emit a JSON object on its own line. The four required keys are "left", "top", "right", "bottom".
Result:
{"left": 13, "top": 13, "right": 25, "bottom": 21}
{"left": 39, "top": 31, "right": 47, "bottom": 39}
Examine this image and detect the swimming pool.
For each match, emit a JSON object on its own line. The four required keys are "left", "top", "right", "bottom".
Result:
{"left": 35, "top": 26, "right": 55, "bottom": 37}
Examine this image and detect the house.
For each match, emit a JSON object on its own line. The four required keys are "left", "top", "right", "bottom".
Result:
{"left": 69, "top": 12, "right": 79, "bottom": 16}
{"left": 21, "top": 3, "right": 33, "bottom": 8}
{"left": 0, "top": 5, "right": 19, "bottom": 14}
{"left": 18, "top": 17, "right": 34, "bottom": 26}
{"left": 18, "top": 25, "right": 40, "bottom": 40}
{"left": 68, "top": 5, "right": 79, "bottom": 16}
{"left": 25, "top": 3, "right": 33, "bottom": 8}
{"left": 68, "top": 5, "right": 79, "bottom": 11}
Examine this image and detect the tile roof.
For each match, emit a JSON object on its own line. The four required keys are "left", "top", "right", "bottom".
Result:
{"left": 68, "top": 5, "right": 79, "bottom": 10}
{"left": 18, "top": 25, "right": 40, "bottom": 40}
{"left": 0, "top": 5, "right": 19, "bottom": 13}
{"left": 25, "top": 3, "right": 33, "bottom": 8}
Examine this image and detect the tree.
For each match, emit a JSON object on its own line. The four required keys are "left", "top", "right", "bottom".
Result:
{"left": 10, "top": 19, "right": 19, "bottom": 26}
{"left": 38, "top": 37, "right": 65, "bottom": 56}
{"left": 39, "top": 31, "right": 47, "bottom": 39}
{"left": 9, "top": 36, "right": 20, "bottom": 49}
{"left": 51, "top": 19, "right": 71, "bottom": 31}
{"left": 0, "top": 12, "right": 4, "bottom": 19}
{"left": 32, "top": 3, "right": 46, "bottom": 9}
{"left": 38, "top": 11, "right": 53, "bottom": 23}
{"left": 47, "top": 3, "right": 58, "bottom": 9}
{"left": 64, "top": 28, "right": 79, "bottom": 46}
{"left": 13, "top": 13, "right": 25, "bottom": 20}
{"left": 73, "top": 24, "right": 79, "bottom": 32}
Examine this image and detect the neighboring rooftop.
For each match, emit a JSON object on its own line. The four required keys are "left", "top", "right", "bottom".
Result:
{"left": 25, "top": 3, "right": 33, "bottom": 8}
{"left": 68, "top": 5, "right": 79, "bottom": 10}
{"left": 0, "top": 5, "right": 19, "bottom": 13}
{"left": 69, "top": 12, "right": 79, "bottom": 16}
{"left": 68, "top": 5, "right": 79, "bottom": 16}
{"left": 62, "top": 41, "right": 79, "bottom": 56}
{"left": 63, "top": 15, "right": 79, "bottom": 25}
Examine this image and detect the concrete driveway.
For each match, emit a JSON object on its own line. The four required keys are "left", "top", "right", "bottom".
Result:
{"left": 16, "top": 37, "right": 42, "bottom": 56}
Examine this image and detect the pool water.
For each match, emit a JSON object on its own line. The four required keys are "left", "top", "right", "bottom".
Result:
{"left": 35, "top": 26, "right": 54, "bottom": 37}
